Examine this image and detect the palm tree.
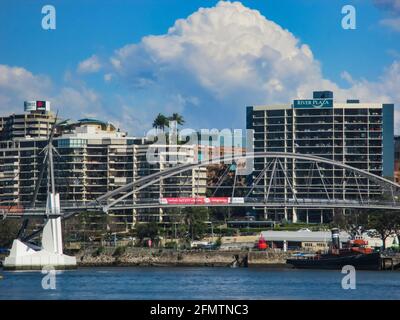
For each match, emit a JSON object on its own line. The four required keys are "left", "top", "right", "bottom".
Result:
{"left": 152, "top": 113, "right": 169, "bottom": 132}
{"left": 169, "top": 113, "right": 185, "bottom": 126}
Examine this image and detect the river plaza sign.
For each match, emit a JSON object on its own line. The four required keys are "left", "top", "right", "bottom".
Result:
{"left": 293, "top": 99, "right": 333, "bottom": 108}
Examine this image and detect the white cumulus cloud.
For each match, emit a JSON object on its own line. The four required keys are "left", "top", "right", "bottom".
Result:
{"left": 380, "top": 17, "right": 400, "bottom": 31}
{"left": 0, "top": 64, "right": 106, "bottom": 123}
{"left": 373, "top": 0, "right": 400, "bottom": 14}
{"left": 107, "top": 1, "right": 340, "bottom": 130}
{"left": 105, "top": 1, "right": 400, "bottom": 132}
{"left": 0, "top": 65, "right": 52, "bottom": 112}
{"left": 1, "top": 1, "right": 400, "bottom": 135}
{"left": 77, "top": 55, "right": 102, "bottom": 74}
{"left": 374, "top": 0, "right": 400, "bottom": 32}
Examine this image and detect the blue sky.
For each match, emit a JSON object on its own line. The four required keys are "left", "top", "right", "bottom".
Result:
{"left": 0, "top": 0, "right": 399, "bottom": 134}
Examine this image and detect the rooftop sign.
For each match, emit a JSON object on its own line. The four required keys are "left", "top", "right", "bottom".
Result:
{"left": 24, "top": 101, "right": 51, "bottom": 112}
{"left": 293, "top": 99, "right": 333, "bottom": 108}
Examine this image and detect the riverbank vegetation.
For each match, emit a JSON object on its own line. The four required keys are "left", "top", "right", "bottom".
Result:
{"left": 1, "top": 207, "right": 399, "bottom": 253}
{"left": 0, "top": 219, "right": 19, "bottom": 248}
{"left": 333, "top": 209, "right": 400, "bottom": 250}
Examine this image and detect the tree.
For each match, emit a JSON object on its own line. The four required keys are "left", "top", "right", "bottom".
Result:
{"left": 183, "top": 207, "right": 209, "bottom": 240}
{"left": 0, "top": 219, "right": 20, "bottom": 247}
{"left": 332, "top": 209, "right": 398, "bottom": 250}
{"left": 166, "top": 208, "right": 189, "bottom": 240}
{"left": 152, "top": 113, "right": 169, "bottom": 132}
{"left": 331, "top": 209, "right": 369, "bottom": 238}
{"left": 392, "top": 211, "right": 400, "bottom": 246}
{"left": 135, "top": 222, "right": 159, "bottom": 242}
{"left": 367, "top": 210, "right": 397, "bottom": 250}
{"left": 169, "top": 113, "right": 185, "bottom": 126}
{"left": 209, "top": 206, "right": 230, "bottom": 223}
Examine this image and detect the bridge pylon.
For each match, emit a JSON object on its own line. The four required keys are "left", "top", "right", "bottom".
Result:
{"left": 3, "top": 192, "right": 76, "bottom": 270}
{"left": 3, "top": 115, "right": 76, "bottom": 270}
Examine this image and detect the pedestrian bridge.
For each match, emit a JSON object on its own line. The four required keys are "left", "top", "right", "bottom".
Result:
{"left": 2, "top": 152, "right": 400, "bottom": 219}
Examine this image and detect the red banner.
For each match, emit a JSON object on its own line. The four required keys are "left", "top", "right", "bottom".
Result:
{"left": 159, "top": 197, "right": 230, "bottom": 205}
{"left": 161, "top": 197, "right": 196, "bottom": 205}
{"left": 208, "top": 197, "right": 230, "bottom": 204}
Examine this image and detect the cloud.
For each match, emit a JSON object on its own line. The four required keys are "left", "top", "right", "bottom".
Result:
{"left": 106, "top": 0, "right": 400, "bottom": 133}
{"left": 374, "top": 0, "right": 400, "bottom": 31}
{"left": 336, "top": 60, "right": 400, "bottom": 130}
{"left": 373, "top": 0, "right": 400, "bottom": 14}
{"left": 104, "top": 73, "right": 113, "bottom": 82}
{"left": 54, "top": 86, "right": 102, "bottom": 116}
{"left": 0, "top": 64, "right": 107, "bottom": 123}
{"left": 77, "top": 55, "right": 102, "bottom": 74}
{"left": 1, "top": 1, "right": 399, "bottom": 135}
{"left": 107, "top": 1, "right": 340, "bottom": 130}
{"left": 340, "top": 71, "right": 355, "bottom": 85}
{"left": 387, "top": 48, "right": 400, "bottom": 59}
{"left": 0, "top": 65, "right": 52, "bottom": 111}
{"left": 380, "top": 17, "right": 400, "bottom": 31}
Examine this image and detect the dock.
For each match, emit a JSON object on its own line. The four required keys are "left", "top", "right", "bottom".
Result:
{"left": 381, "top": 254, "right": 400, "bottom": 270}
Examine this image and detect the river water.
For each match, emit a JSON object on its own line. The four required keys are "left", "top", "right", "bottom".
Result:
{"left": 1, "top": 267, "right": 400, "bottom": 300}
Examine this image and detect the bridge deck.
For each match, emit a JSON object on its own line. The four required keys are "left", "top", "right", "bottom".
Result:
{"left": 2, "top": 200, "right": 400, "bottom": 218}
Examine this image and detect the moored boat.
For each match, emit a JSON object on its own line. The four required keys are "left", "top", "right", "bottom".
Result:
{"left": 286, "top": 228, "right": 381, "bottom": 270}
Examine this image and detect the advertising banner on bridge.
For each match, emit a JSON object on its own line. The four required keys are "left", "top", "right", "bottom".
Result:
{"left": 159, "top": 197, "right": 231, "bottom": 205}
{"left": 230, "top": 197, "right": 245, "bottom": 204}
{"left": 160, "top": 198, "right": 198, "bottom": 205}
{"left": 208, "top": 197, "right": 230, "bottom": 204}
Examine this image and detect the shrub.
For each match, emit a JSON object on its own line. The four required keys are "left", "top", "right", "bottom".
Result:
{"left": 113, "top": 246, "right": 127, "bottom": 257}
{"left": 164, "top": 241, "right": 178, "bottom": 249}
{"left": 92, "top": 246, "right": 106, "bottom": 257}
{"left": 214, "top": 237, "right": 222, "bottom": 248}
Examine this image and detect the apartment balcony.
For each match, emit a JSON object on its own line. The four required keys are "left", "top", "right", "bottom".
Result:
{"left": 86, "top": 153, "right": 107, "bottom": 157}
{"left": 0, "top": 190, "right": 19, "bottom": 196}
{"left": 252, "top": 114, "right": 266, "bottom": 119}
{"left": 109, "top": 167, "right": 132, "bottom": 171}
{"left": 294, "top": 112, "right": 333, "bottom": 117}
{"left": 252, "top": 122, "right": 265, "bottom": 126}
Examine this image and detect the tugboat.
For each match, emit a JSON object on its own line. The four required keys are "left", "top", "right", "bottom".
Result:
{"left": 286, "top": 228, "right": 381, "bottom": 270}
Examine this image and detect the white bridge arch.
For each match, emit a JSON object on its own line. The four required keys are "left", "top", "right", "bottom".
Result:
{"left": 92, "top": 151, "right": 400, "bottom": 213}
{"left": 2, "top": 151, "right": 400, "bottom": 219}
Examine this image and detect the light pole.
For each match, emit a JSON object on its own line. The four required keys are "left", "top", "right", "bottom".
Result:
{"left": 174, "top": 222, "right": 177, "bottom": 249}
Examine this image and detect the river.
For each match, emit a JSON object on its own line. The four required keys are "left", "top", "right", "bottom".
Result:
{"left": 1, "top": 267, "right": 400, "bottom": 300}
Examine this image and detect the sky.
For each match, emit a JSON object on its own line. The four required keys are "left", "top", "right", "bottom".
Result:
{"left": 0, "top": 0, "right": 399, "bottom": 135}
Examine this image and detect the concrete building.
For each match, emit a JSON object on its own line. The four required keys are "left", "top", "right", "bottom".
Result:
{"left": 0, "top": 138, "right": 48, "bottom": 205}
{"left": 133, "top": 143, "right": 207, "bottom": 223}
{"left": 0, "top": 118, "right": 138, "bottom": 224}
{"left": 0, "top": 101, "right": 55, "bottom": 141}
{"left": 0, "top": 105, "right": 207, "bottom": 227}
{"left": 247, "top": 91, "right": 394, "bottom": 223}
{"left": 261, "top": 230, "right": 350, "bottom": 252}
{"left": 195, "top": 145, "right": 247, "bottom": 163}
{"left": 54, "top": 119, "right": 138, "bottom": 227}
{"left": 0, "top": 102, "right": 55, "bottom": 204}
{"left": 260, "top": 230, "right": 399, "bottom": 252}
{"left": 55, "top": 120, "right": 207, "bottom": 225}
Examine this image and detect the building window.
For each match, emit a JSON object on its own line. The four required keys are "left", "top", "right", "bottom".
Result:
{"left": 58, "top": 139, "right": 87, "bottom": 148}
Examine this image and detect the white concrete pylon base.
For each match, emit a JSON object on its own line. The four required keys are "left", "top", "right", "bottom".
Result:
{"left": 3, "top": 239, "right": 76, "bottom": 270}
{"left": 3, "top": 193, "right": 77, "bottom": 270}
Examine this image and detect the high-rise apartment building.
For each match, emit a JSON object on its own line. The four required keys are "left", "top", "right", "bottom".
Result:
{"left": 134, "top": 143, "right": 207, "bottom": 223}
{"left": 0, "top": 105, "right": 207, "bottom": 227}
{"left": 0, "top": 119, "right": 138, "bottom": 222}
{"left": 247, "top": 91, "right": 394, "bottom": 223}
{"left": 0, "top": 101, "right": 55, "bottom": 141}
